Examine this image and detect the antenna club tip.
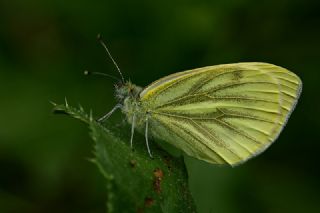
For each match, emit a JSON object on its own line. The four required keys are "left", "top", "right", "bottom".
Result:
{"left": 97, "top": 33, "right": 102, "bottom": 41}
{"left": 84, "top": 70, "right": 91, "bottom": 75}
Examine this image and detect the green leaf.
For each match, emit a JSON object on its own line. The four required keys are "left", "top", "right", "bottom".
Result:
{"left": 53, "top": 103, "right": 196, "bottom": 213}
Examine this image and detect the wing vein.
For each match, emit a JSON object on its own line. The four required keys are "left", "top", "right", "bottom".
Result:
{"left": 188, "top": 119, "right": 241, "bottom": 162}
{"left": 212, "top": 118, "right": 264, "bottom": 145}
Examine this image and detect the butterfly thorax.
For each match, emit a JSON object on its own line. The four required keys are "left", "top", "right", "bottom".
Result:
{"left": 115, "top": 81, "right": 146, "bottom": 128}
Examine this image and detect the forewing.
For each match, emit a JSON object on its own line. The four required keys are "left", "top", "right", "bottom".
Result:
{"left": 141, "top": 63, "right": 302, "bottom": 165}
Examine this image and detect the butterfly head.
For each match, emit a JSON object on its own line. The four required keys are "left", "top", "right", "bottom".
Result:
{"left": 115, "top": 81, "right": 142, "bottom": 102}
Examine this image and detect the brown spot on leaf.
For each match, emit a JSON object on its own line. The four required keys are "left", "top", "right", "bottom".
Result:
{"left": 163, "top": 156, "right": 173, "bottom": 172}
{"left": 144, "top": 197, "right": 154, "bottom": 207}
{"left": 153, "top": 168, "right": 164, "bottom": 179}
{"left": 153, "top": 168, "right": 164, "bottom": 193}
{"left": 153, "top": 179, "right": 161, "bottom": 193}
{"left": 129, "top": 159, "right": 136, "bottom": 168}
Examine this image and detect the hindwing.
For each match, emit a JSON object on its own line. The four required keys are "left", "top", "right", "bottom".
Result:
{"left": 140, "top": 62, "right": 302, "bottom": 165}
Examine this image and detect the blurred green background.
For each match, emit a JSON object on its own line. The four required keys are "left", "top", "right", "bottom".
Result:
{"left": 1, "top": 0, "right": 319, "bottom": 212}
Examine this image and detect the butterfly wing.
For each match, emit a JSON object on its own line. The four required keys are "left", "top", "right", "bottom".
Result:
{"left": 140, "top": 62, "right": 302, "bottom": 166}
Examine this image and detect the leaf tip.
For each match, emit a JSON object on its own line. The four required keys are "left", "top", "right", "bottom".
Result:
{"left": 65, "top": 97, "right": 69, "bottom": 107}
{"left": 89, "top": 109, "right": 93, "bottom": 122}
{"left": 49, "top": 100, "right": 57, "bottom": 106}
{"left": 78, "top": 103, "right": 84, "bottom": 112}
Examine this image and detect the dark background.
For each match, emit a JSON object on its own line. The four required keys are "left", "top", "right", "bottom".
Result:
{"left": 0, "top": 0, "right": 319, "bottom": 212}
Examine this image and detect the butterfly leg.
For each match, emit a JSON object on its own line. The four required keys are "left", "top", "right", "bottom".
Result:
{"left": 145, "top": 117, "right": 153, "bottom": 158}
{"left": 130, "top": 114, "right": 135, "bottom": 148}
{"left": 97, "top": 104, "right": 121, "bottom": 122}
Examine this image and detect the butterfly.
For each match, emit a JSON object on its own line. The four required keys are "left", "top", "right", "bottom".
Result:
{"left": 95, "top": 38, "right": 302, "bottom": 166}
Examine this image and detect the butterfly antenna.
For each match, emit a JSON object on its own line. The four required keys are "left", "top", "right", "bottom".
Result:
{"left": 97, "top": 34, "right": 125, "bottom": 83}
{"left": 84, "top": 70, "right": 120, "bottom": 81}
